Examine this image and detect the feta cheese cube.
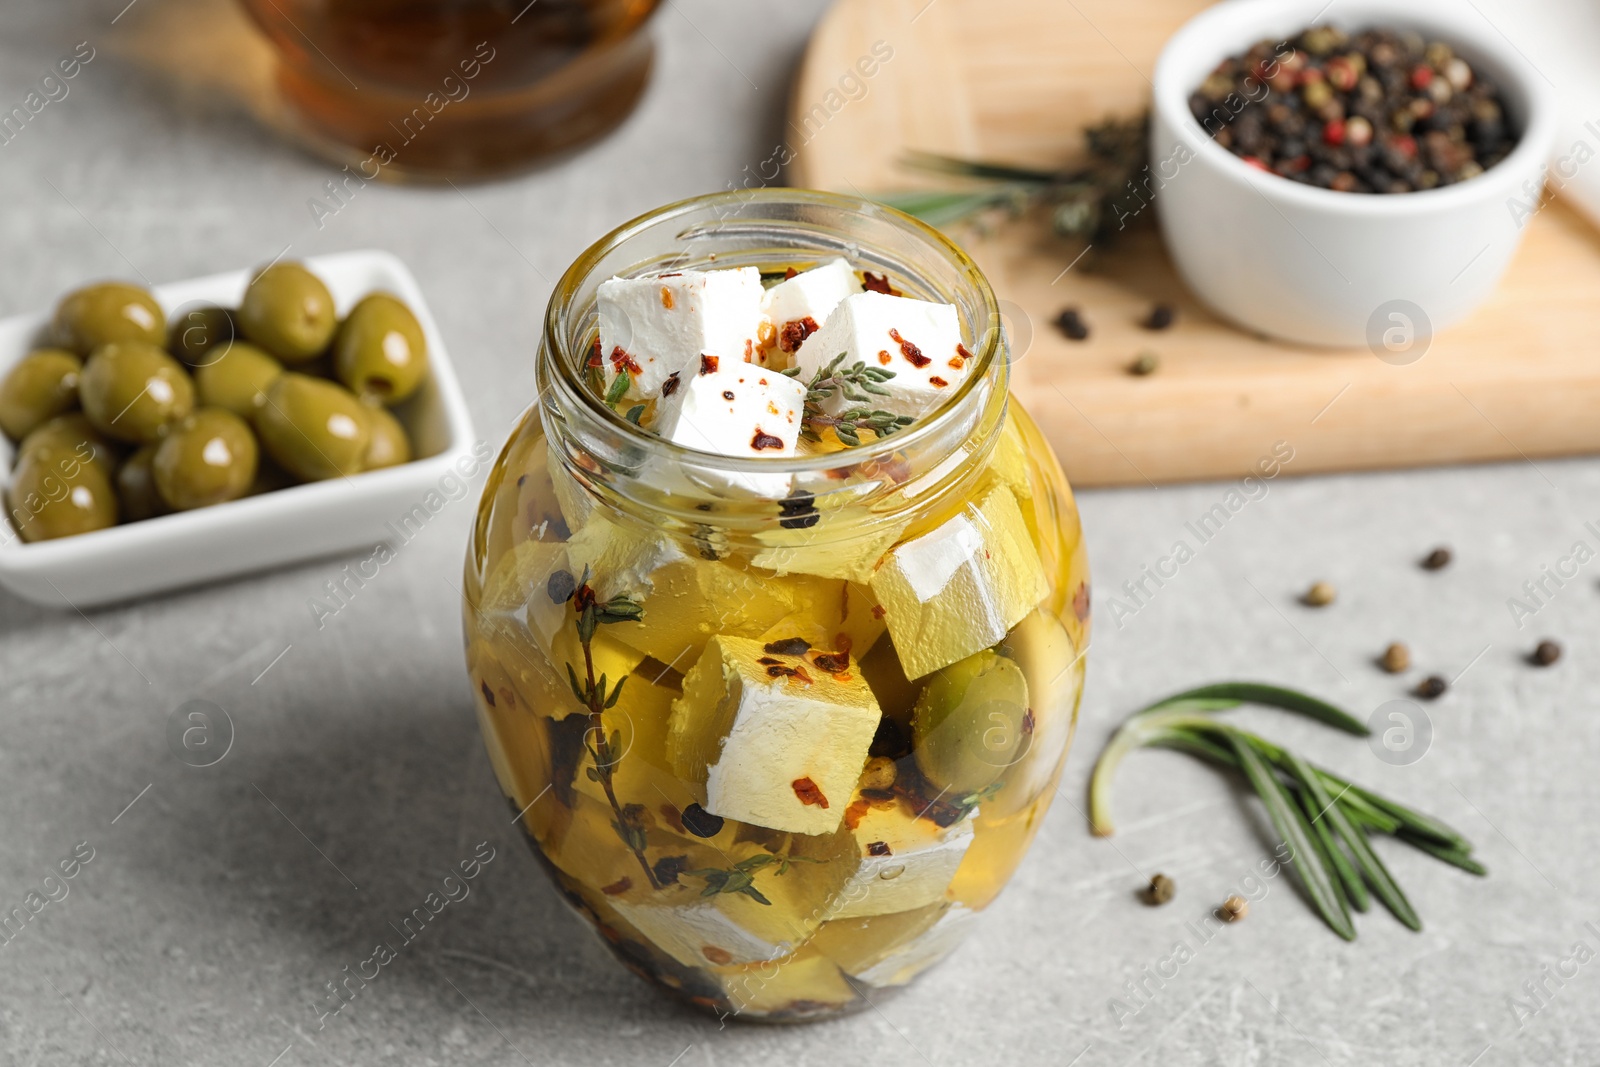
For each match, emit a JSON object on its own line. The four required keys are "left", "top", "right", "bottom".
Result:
{"left": 792, "top": 291, "right": 973, "bottom": 419}
{"left": 869, "top": 484, "right": 1049, "bottom": 679}
{"left": 818, "top": 796, "right": 975, "bottom": 919}
{"left": 716, "top": 949, "right": 858, "bottom": 1015}
{"left": 753, "top": 514, "right": 905, "bottom": 584}
{"left": 654, "top": 364, "right": 807, "bottom": 499}
{"left": 598, "top": 268, "right": 764, "bottom": 400}
{"left": 758, "top": 258, "right": 861, "bottom": 366}
{"left": 609, "top": 843, "right": 836, "bottom": 968}
{"left": 810, "top": 902, "right": 977, "bottom": 987}
{"left": 667, "top": 636, "right": 881, "bottom": 835}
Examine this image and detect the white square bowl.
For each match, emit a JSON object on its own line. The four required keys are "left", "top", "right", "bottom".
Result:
{"left": 0, "top": 250, "right": 478, "bottom": 609}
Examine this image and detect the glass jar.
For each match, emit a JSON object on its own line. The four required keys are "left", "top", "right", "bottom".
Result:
{"left": 462, "top": 190, "right": 1090, "bottom": 1021}
{"left": 239, "top": 0, "right": 660, "bottom": 181}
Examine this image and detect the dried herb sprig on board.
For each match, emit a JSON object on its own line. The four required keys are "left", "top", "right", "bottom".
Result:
{"left": 876, "top": 114, "right": 1151, "bottom": 247}
{"left": 782, "top": 352, "right": 915, "bottom": 446}
{"left": 1089, "top": 682, "right": 1484, "bottom": 941}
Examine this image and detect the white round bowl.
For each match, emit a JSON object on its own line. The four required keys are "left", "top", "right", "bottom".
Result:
{"left": 1151, "top": 0, "right": 1557, "bottom": 347}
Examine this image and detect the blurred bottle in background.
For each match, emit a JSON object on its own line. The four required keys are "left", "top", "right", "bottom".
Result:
{"left": 240, "top": 0, "right": 660, "bottom": 181}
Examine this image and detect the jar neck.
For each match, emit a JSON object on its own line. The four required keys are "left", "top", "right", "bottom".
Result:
{"left": 533, "top": 189, "right": 1009, "bottom": 548}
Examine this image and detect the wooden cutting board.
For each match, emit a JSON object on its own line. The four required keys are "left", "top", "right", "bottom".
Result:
{"left": 788, "top": 0, "right": 1600, "bottom": 487}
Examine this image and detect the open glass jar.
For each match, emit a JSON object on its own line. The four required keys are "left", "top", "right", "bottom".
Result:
{"left": 462, "top": 190, "right": 1090, "bottom": 1021}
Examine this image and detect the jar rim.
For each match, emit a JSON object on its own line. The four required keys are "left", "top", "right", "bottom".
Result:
{"left": 541, "top": 188, "right": 1004, "bottom": 478}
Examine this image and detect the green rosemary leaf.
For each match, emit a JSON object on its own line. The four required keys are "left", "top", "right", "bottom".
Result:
{"left": 594, "top": 674, "right": 608, "bottom": 711}
{"left": 738, "top": 884, "right": 774, "bottom": 906}
{"left": 1291, "top": 776, "right": 1362, "bottom": 914}
{"left": 566, "top": 663, "right": 586, "bottom": 705}
{"left": 1226, "top": 729, "right": 1356, "bottom": 941}
{"left": 1397, "top": 831, "right": 1489, "bottom": 876}
{"left": 1339, "top": 792, "right": 1405, "bottom": 835}
{"left": 1285, "top": 748, "right": 1418, "bottom": 930}
{"left": 624, "top": 404, "right": 646, "bottom": 425}
{"left": 780, "top": 366, "right": 801, "bottom": 378}
{"left": 901, "top": 149, "right": 1065, "bottom": 184}
{"left": 1282, "top": 750, "right": 1372, "bottom": 914}
{"left": 1148, "top": 682, "right": 1367, "bottom": 736}
{"left": 577, "top": 603, "right": 598, "bottom": 645}
{"left": 1345, "top": 786, "right": 1473, "bottom": 853}
{"left": 603, "top": 370, "right": 630, "bottom": 408}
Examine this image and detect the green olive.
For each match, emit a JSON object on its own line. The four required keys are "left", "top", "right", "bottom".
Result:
{"left": 361, "top": 400, "right": 412, "bottom": 470}
{"left": 168, "top": 305, "right": 239, "bottom": 368}
{"left": 0, "top": 349, "right": 82, "bottom": 442}
{"left": 332, "top": 293, "right": 428, "bottom": 404}
{"left": 78, "top": 341, "right": 195, "bottom": 444}
{"left": 238, "top": 262, "right": 337, "bottom": 363}
{"left": 194, "top": 342, "right": 282, "bottom": 419}
{"left": 116, "top": 444, "right": 168, "bottom": 521}
{"left": 20, "top": 413, "right": 121, "bottom": 476}
{"left": 911, "top": 650, "right": 1030, "bottom": 795}
{"left": 52, "top": 282, "right": 165, "bottom": 356}
{"left": 254, "top": 373, "right": 369, "bottom": 480}
{"left": 5, "top": 440, "right": 118, "bottom": 542}
{"left": 153, "top": 408, "right": 259, "bottom": 510}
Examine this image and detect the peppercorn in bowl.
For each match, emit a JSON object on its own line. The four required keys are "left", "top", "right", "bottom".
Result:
{"left": 1151, "top": 0, "right": 1556, "bottom": 346}
{"left": 0, "top": 251, "right": 477, "bottom": 607}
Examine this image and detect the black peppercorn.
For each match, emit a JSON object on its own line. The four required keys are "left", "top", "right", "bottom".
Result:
{"left": 1143, "top": 304, "right": 1175, "bottom": 330}
{"left": 1531, "top": 640, "right": 1562, "bottom": 667}
{"left": 1055, "top": 307, "right": 1090, "bottom": 341}
{"left": 1416, "top": 675, "right": 1448, "bottom": 699}
{"left": 680, "top": 803, "right": 725, "bottom": 838}
{"left": 1422, "top": 546, "right": 1452, "bottom": 570}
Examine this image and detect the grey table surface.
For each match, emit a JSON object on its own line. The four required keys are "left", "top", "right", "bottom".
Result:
{"left": 2, "top": 2, "right": 1598, "bottom": 1065}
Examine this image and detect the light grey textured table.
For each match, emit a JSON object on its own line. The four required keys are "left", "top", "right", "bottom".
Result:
{"left": 2, "top": 2, "right": 1597, "bottom": 1064}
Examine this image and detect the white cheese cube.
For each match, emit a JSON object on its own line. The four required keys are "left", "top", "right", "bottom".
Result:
{"left": 758, "top": 258, "right": 861, "bottom": 366}
{"left": 609, "top": 843, "right": 836, "bottom": 968}
{"left": 792, "top": 291, "right": 972, "bottom": 419}
{"left": 851, "top": 905, "right": 977, "bottom": 987}
{"left": 654, "top": 364, "right": 807, "bottom": 499}
{"left": 598, "top": 268, "right": 764, "bottom": 400}
{"left": 716, "top": 950, "right": 858, "bottom": 1016}
{"left": 821, "top": 797, "right": 975, "bottom": 919}
{"left": 667, "top": 636, "right": 881, "bottom": 835}
{"left": 870, "top": 484, "right": 1049, "bottom": 679}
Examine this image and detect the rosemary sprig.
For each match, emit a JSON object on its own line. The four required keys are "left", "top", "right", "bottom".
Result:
{"left": 1089, "top": 683, "right": 1485, "bottom": 940}
{"left": 876, "top": 114, "right": 1151, "bottom": 248}
{"left": 551, "top": 565, "right": 658, "bottom": 889}
{"left": 781, "top": 352, "right": 915, "bottom": 446}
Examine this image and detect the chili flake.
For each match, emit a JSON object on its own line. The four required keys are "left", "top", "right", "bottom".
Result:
{"left": 889, "top": 328, "right": 931, "bottom": 367}
{"left": 779, "top": 316, "right": 820, "bottom": 353}
{"left": 862, "top": 271, "right": 900, "bottom": 296}
{"left": 660, "top": 286, "right": 675, "bottom": 310}
{"left": 601, "top": 877, "right": 632, "bottom": 896}
{"left": 813, "top": 652, "right": 851, "bottom": 674}
{"left": 751, "top": 428, "right": 784, "bottom": 450}
{"left": 700, "top": 354, "right": 719, "bottom": 375}
{"left": 479, "top": 680, "right": 495, "bottom": 707}
{"left": 792, "top": 777, "right": 830, "bottom": 808}
{"left": 764, "top": 638, "right": 811, "bottom": 656}
{"left": 866, "top": 841, "right": 892, "bottom": 857}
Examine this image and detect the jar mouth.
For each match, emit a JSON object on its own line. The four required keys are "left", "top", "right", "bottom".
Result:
{"left": 542, "top": 188, "right": 1004, "bottom": 478}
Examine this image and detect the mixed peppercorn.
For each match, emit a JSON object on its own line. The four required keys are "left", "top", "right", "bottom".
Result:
{"left": 1191, "top": 25, "right": 1518, "bottom": 193}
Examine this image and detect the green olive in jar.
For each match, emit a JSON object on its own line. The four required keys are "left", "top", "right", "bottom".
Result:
{"left": 238, "top": 262, "right": 337, "bottom": 363}
{"left": 20, "top": 413, "right": 120, "bottom": 476}
{"left": 168, "top": 305, "right": 239, "bottom": 368}
{"left": 52, "top": 282, "right": 166, "bottom": 356}
{"left": 254, "top": 373, "right": 369, "bottom": 481}
{"left": 6, "top": 440, "right": 118, "bottom": 542}
{"left": 332, "top": 293, "right": 428, "bottom": 404}
{"left": 116, "top": 444, "right": 168, "bottom": 521}
{"left": 0, "top": 348, "right": 82, "bottom": 441}
{"left": 911, "top": 649, "right": 1030, "bottom": 795}
{"left": 360, "top": 401, "right": 411, "bottom": 470}
{"left": 79, "top": 342, "right": 195, "bottom": 444}
{"left": 153, "top": 408, "right": 259, "bottom": 510}
{"left": 194, "top": 342, "right": 282, "bottom": 419}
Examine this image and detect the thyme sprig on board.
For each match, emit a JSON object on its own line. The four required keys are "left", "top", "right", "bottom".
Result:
{"left": 1089, "top": 682, "right": 1484, "bottom": 940}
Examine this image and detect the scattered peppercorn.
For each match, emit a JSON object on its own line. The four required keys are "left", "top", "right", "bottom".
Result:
{"left": 1145, "top": 873, "right": 1176, "bottom": 905}
{"left": 1055, "top": 307, "right": 1090, "bottom": 341}
{"left": 1143, "top": 303, "right": 1175, "bottom": 330}
{"left": 547, "top": 569, "right": 576, "bottom": 604}
{"left": 1190, "top": 26, "right": 1519, "bottom": 193}
{"left": 1303, "top": 580, "right": 1337, "bottom": 607}
{"left": 1422, "top": 546, "right": 1452, "bottom": 570}
{"left": 859, "top": 756, "right": 898, "bottom": 791}
{"left": 1220, "top": 895, "right": 1249, "bottom": 922}
{"left": 1416, "top": 675, "right": 1448, "bottom": 699}
{"left": 1129, "top": 351, "right": 1160, "bottom": 376}
{"left": 1381, "top": 642, "right": 1411, "bottom": 673}
{"left": 1531, "top": 640, "right": 1562, "bottom": 667}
